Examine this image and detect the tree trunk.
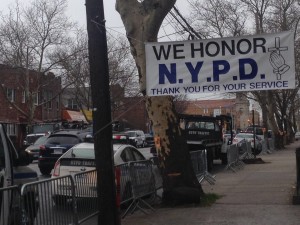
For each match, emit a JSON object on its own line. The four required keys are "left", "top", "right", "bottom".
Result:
{"left": 116, "top": 0, "right": 204, "bottom": 204}
{"left": 267, "top": 91, "right": 284, "bottom": 150}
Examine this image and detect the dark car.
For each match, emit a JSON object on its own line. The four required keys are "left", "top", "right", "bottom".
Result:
{"left": 25, "top": 135, "right": 49, "bottom": 162}
{"left": 38, "top": 130, "right": 91, "bottom": 175}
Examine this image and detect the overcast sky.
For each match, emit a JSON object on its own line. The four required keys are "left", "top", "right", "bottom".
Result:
{"left": 1, "top": 0, "right": 188, "bottom": 41}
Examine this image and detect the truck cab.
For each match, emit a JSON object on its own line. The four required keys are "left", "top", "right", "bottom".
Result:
{"left": 179, "top": 114, "right": 233, "bottom": 170}
{"left": 0, "top": 123, "right": 38, "bottom": 224}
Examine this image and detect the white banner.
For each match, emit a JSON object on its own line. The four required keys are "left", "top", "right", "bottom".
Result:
{"left": 145, "top": 31, "right": 295, "bottom": 96}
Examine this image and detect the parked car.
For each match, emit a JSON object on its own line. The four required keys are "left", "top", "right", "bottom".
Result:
{"left": 244, "top": 126, "right": 265, "bottom": 140}
{"left": 112, "top": 133, "right": 131, "bottom": 144}
{"left": 232, "top": 132, "right": 263, "bottom": 155}
{"left": 23, "top": 133, "right": 47, "bottom": 146}
{"left": 25, "top": 135, "right": 49, "bottom": 162}
{"left": 295, "top": 132, "right": 300, "bottom": 141}
{"left": 38, "top": 130, "right": 91, "bottom": 175}
{"left": 51, "top": 142, "right": 154, "bottom": 205}
{"left": 124, "top": 130, "right": 146, "bottom": 147}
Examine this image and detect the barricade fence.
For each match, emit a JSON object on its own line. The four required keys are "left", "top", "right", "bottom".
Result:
{"left": 190, "top": 150, "right": 216, "bottom": 184}
{"left": 225, "top": 144, "right": 245, "bottom": 172}
{"left": 0, "top": 159, "right": 159, "bottom": 225}
{"left": 0, "top": 185, "right": 21, "bottom": 225}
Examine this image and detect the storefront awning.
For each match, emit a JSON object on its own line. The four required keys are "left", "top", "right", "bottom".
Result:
{"left": 82, "top": 109, "right": 93, "bottom": 122}
{"left": 62, "top": 110, "right": 87, "bottom": 123}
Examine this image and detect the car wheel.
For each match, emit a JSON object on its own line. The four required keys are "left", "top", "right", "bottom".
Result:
{"left": 39, "top": 167, "right": 52, "bottom": 176}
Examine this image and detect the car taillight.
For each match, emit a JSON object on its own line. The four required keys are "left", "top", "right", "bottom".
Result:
{"left": 40, "top": 145, "right": 46, "bottom": 150}
{"left": 52, "top": 161, "right": 60, "bottom": 177}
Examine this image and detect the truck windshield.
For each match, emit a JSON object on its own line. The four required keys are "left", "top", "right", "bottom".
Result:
{"left": 186, "top": 121, "right": 216, "bottom": 130}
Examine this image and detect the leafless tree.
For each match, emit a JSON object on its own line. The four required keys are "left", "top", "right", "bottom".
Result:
{"left": 187, "top": 0, "right": 248, "bottom": 38}
{"left": 0, "top": 0, "right": 76, "bottom": 125}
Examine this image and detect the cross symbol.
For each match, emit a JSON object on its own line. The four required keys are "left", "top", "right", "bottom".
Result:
{"left": 268, "top": 37, "right": 288, "bottom": 55}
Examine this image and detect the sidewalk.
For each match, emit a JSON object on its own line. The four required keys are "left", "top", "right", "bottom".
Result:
{"left": 121, "top": 142, "right": 300, "bottom": 225}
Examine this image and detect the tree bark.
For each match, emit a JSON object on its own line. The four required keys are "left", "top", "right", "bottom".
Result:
{"left": 116, "top": 0, "right": 204, "bottom": 204}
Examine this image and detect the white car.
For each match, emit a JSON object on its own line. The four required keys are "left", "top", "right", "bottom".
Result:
{"left": 51, "top": 142, "right": 154, "bottom": 205}
{"left": 232, "top": 132, "right": 263, "bottom": 155}
{"left": 124, "top": 130, "right": 146, "bottom": 147}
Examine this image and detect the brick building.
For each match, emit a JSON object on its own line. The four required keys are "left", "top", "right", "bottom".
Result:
{"left": 175, "top": 94, "right": 252, "bottom": 131}
{"left": 0, "top": 64, "right": 62, "bottom": 148}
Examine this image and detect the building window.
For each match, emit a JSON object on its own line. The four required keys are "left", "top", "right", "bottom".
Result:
{"left": 32, "top": 92, "right": 39, "bottom": 105}
{"left": 67, "top": 99, "right": 78, "bottom": 110}
{"left": 5, "top": 124, "right": 17, "bottom": 135}
{"left": 22, "top": 91, "right": 26, "bottom": 103}
{"left": 6, "top": 88, "right": 15, "bottom": 102}
{"left": 47, "top": 91, "right": 53, "bottom": 109}
{"left": 56, "top": 97, "right": 60, "bottom": 111}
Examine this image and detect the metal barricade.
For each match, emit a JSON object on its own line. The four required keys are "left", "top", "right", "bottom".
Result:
{"left": 226, "top": 144, "right": 244, "bottom": 172}
{"left": 21, "top": 175, "right": 77, "bottom": 225}
{"left": 0, "top": 185, "right": 21, "bottom": 225}
{"left": 239, "top": 141, "right": 254, "bottom": 160}
{"left": 115, "top": 163, "right": 134, "bottom": 206}
{"left": 122, "top": 160, "right": 156, "bottom": 219}
{"left": 73, "top": 170, "right": 98, "bottom": 224}
{"left": 190, "top": 150, "right": 216, "bottom": 185}
{"left": 8, "top": 159, "right": 159, "bottom": 224}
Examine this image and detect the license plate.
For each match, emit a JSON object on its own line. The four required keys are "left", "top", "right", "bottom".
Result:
{"left": 53, "top": 149, "right": 63, "bottom": 154}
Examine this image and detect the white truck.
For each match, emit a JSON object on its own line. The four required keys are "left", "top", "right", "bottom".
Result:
{"left": 0, "top": 124, "right": 38, "bottom": 225}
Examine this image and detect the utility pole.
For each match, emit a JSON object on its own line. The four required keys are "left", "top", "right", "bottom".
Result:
{"left": 86, "top": 0, "right": 120, "bottom": 224}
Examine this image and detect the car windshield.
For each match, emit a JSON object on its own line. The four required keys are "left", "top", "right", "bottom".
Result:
{"left": 71, "top": 147, "right": 95, "bottom": 159}
{"left": 236, "top": 134, "right": 253, "bottom": 139}
{"left": 26, "top": 135, "right": 44, "bottom": 144}
{"left": 33, "top": 136, "right": 48, "bottom": 145}
{"left": 126, "top": 132, "right": 136, "bottom": 137}
{"left": 47, "top": 136, "right": 80, "bottom": 145}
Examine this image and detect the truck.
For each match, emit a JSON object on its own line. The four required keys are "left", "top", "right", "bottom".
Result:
{"left": 179, "top": 114, "right": 233, "bottom": 170}
{"left": 0, "top": 123, "right": 38, "bottom": 225}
